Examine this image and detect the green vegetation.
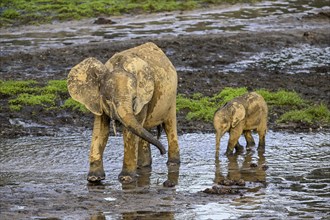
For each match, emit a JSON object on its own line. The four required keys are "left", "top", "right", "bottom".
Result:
{"left": 177, "top": 87, "right": 248, "bottom": 121}
{"left": 0, "top": 80, "right": 37, "bottom": 95}
{"left": 0, "top": 0, "right": 261, "bottom": 27}
{"left": 176, "top": 87, "right": 329, "bottom": 126}
{"left": 9, "top": 93, "right": 56, "bottom": 111}
{"left": 1, "top": 79, "right": 329, "bottom": 127}
{"left": 278, "top": 104, "right": 330, "bottom": 125}
{"left": 0, "top": 79, "right": 74, "bottom": 112}
{"left": 62, "top": 98, "right": 89, "bottom": 113}
{"left": 43, "top": 80, "right": 68, "bottom": 94}
{"left": 256, "top": 89, "right": 305, "bottom": 106}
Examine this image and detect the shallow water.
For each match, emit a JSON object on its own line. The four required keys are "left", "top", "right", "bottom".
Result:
{"left": 0, "top": 130, "right": 329, "bottom": 219}
{"left": 224, "top": 44, "right": 330, "bottom": 74}
{"left": 1, "top": 0, "right": 329, "bottom": 56}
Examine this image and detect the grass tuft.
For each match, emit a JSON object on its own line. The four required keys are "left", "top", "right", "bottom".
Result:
{"left": 256, "top": 89, "right": 305, "bottom": 106}
{"left": 43, "top": 80, "right": 68, "bottom": 94}
{"left": 9, "top": 93, "right": 56, "bottom": 111}
{"left": 0, "top": 80, "right": 37, "bottom": 95}
{"left": 177, "top": 87, "right": 248, "bottom": 122}
{"left": 277, "top": 104, "right": 330, "bottom": 125}
{"left": 62, "top": 98, "right": 89, "bottom": 113}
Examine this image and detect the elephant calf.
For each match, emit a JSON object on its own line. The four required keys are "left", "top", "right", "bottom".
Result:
{"left": 213, "top": 92, "right": 268, "bottom": 155}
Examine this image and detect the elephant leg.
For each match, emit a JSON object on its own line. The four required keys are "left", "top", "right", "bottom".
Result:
{"left": 134, "top": 107, "right": 151, "bottom": 168}
{"left": 119, "top": 128, "right": 138, "bottom": 183}
{"left": 244, "top": 130, "right": 255, "bottom": 150}
{"left": 88, "top": 114, "right": 110, "bottom": 182}
{"left": 257, "top": 128, "right": 266, "bottom": 152}
{"left": 164, "top": 107, "right": 180, "bottom": 166}
{"left": 137, "top": 138, "right": 152, "bottom": 168}
{"left": 226, "top": 127, "right": 243, "bottom": 155}
{"left": 215, "top": 130, "right": 221, "bottom": 158}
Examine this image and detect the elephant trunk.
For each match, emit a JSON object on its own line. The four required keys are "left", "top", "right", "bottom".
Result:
{"left": 117, "top": 109, "right": 166, "bottom": 155}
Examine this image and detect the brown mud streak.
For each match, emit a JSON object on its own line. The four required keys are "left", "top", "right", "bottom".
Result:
{"left": 0, "top": 24, "right": 330, "bottom": 137}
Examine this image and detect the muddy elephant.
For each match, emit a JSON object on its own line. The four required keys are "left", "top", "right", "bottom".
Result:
{"left": 213, "top": 92, "right": 268, "bottom": 155}
{"left": 67, "top": 42, "right": 180, "bottom": 183}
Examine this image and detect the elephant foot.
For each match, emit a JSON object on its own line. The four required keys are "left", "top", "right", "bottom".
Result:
{"left": 163, "top": 179, "right": 176, "bottom": 187}
{"left": 118, "top": 171, "right": 137, "bottom": 184}
{"left": 87, "top": 172, "right": 105, "bottom": 182}
{"left": 87, "top": 162, "right": 105, "bottom": 182}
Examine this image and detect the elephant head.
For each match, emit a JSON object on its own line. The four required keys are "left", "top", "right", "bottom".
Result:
{"left": 214, "top": 101, "right": 246, "bottom": 139}
{"left": 67, "top": 57, "right": 166, "bottom": 155}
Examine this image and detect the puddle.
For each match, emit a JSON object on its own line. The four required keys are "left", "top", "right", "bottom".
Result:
{"left": 0, "top": 130, "right": 329, "bottom": 219}
{"left": 224, "top": 44, "right": 330, "bottom": 74}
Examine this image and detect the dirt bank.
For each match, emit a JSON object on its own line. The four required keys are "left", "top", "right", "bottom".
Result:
{"left": 1, "top": 21, "right": 330, "bottom": 137}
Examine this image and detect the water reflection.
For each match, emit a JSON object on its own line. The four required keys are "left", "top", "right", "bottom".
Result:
{"left": 0, "top": 131, "right": 329, "bottom": 219}
{"left": 90, "top": 211, "right": 174, "bottom": 220}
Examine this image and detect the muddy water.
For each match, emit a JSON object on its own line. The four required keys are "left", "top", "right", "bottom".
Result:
{"left": 0, "top": 130, "right": 329, "bottom": 219}
{"left": 1, "top": 0, "right": 329, "bottom": 56}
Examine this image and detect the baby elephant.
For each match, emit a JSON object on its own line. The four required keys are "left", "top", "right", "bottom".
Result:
{"left": 213, "top": 92, "right": 268, "bottom": 155}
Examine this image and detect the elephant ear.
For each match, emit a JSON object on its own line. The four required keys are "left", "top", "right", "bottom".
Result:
{"left": 67, "top": 57, "right": 107, "bottom": 116}
{"left": 123, "top": 57, "right": 154, "bottom": 115}
{"left": 231, "top": 102, "right": 245, "bottom": 128}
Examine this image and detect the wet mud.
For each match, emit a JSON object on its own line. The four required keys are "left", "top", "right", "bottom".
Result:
{"left": 1, "top": 1, "right": 330, "bottom": 219}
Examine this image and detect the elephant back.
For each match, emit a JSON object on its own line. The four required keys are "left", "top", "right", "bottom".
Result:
{"left": 105, "top": 42, "right": 176, "bottom": 78}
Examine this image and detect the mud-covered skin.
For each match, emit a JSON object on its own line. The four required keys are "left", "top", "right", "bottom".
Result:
{"left": 67, "top": 42, "right": 180, "bottom": 183}
{"left": 214, "top": 92, "right": 268, "bottom": 156}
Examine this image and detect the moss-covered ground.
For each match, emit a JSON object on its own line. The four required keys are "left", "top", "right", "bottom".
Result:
{"left": 1, "top": 79, "right": 329, "bottom": 127}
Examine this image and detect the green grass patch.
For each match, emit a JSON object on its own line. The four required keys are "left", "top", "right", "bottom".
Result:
{"left": 43, "top": 80, "right": 68, "bottom": 94}
{"left": 277, "top": 104, "right": 330, "bottom": 125}
{"left": 0, "top": 0, "right": 262, "bottom": 27}
{"left": 9, "top": 93, "right": 56, "bottom": 111}
{"left": 177, "top": 87, "right": 248, "bottom": 121}
{"left": 0, "top": 80, "right": 38, "bottom": 95}
{"left": 256, "top": 89, "right": 305, "bottom": 106}
{"left": 1, "top": 79, "right": 87, "bottom": 113}
{"left": 62, "top": 98, "right": 89, "bottom": 113}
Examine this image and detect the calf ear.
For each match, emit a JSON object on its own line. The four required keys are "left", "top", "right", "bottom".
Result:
{"left": 231, "top": 102, "right": 245, "bottom": 128}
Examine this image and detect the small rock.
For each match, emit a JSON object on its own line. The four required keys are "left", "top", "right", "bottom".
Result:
{"left": 94, "top": 17, "right": 116, "bottom": 25}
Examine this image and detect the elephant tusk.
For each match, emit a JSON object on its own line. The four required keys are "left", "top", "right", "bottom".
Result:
{"left": 112, "top": 120, "right": 117, "bottom": 136}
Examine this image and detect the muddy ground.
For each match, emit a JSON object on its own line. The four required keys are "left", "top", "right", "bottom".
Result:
{"left": 0, "top": 13, "right": 330, "bottom": 138}
{"left": 0, "top": 7, "right": 330, "bottom": 220}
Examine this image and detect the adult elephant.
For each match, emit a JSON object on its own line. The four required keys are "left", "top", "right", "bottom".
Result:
{"left": 67, "top": 42, "right": 180, "bottom": 183}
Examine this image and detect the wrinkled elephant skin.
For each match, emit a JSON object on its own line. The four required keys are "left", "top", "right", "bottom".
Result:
{"left": 213, "top": 92, "right": 268, "bottom": 156}
{"left": 67, "top": 42, "right": 180, "bottom": 183}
